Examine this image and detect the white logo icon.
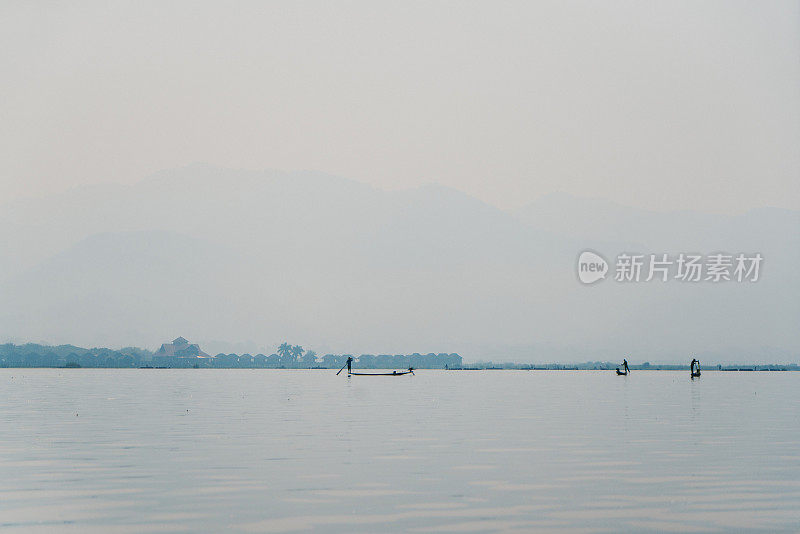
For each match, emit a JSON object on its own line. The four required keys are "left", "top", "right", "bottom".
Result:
{"left": 578, "top": 251, "right": 608, "bottom": 284}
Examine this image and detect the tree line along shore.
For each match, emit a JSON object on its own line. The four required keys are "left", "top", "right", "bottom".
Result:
{"left": 0, "top": 341, "right": 463, "bottom": 370}
{"left": 0, "top": 341, "right": 796, "bottom": 371}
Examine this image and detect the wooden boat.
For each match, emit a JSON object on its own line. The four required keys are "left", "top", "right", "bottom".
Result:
{"left": 350, "top": 368, "right": 414, "bottom": 376}
{"left": 336, "top": 357, "right": 414, "bottom": 377}
{"left": 615, "top": 368, "right": 628, "bottom": 376}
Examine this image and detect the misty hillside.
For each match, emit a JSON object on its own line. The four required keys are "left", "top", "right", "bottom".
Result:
{"left": 514, "top": 192, "right": 800, "bottom": 258}
{"left": 1, "top": 165, "right": 797, "bottom": 362}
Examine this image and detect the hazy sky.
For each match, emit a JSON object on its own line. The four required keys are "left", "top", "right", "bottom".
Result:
{"left": 1, "top": 0, "right": 798, "bottom": 212}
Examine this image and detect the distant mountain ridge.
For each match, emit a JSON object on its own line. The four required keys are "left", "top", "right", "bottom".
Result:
{"left": 514, "top": 191, "right": 800, "bottom": 254}
{"left": 1, "top": 165, "right": 797, "bottom": 363}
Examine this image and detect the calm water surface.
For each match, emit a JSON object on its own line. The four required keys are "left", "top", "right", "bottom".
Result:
{"left": 1, "top": 370, "right": 798, "bottom": 533}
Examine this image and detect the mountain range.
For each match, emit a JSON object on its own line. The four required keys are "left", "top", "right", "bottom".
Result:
{"left": 1, "top": 164, "right": 797, "bottom": 363}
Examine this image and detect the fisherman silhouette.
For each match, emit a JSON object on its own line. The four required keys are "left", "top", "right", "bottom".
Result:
{"left": 623, "top": 359, "right": 630, "bottom": 373}
{"left": 336, "top": 356, "right": 355, "bottom": 376}
{"left": 691, "top": 358, "right": 701, "bottom": 377}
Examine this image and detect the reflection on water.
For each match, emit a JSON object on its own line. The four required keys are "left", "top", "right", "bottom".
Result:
{"left": 1, "top": 370, "right": 799, "bottom": 533}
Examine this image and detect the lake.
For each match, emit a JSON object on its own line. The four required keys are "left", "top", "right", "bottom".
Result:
{"left": 1, "top": 369, "right": 798, "bottom": 533}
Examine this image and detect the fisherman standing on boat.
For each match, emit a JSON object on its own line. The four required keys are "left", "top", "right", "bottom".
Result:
{"left": 335, "top": 356, "right": 355, "bottom": 376}
{"left": 690, "top": 358, "right": 701, "bottom": 377}
{"left": 622, "top": 359, "right": 630, "bottom": 374}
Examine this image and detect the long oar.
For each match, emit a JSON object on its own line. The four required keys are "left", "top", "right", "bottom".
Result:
{"left": 336, "top": 362, "right": 349, "bottom": 376}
